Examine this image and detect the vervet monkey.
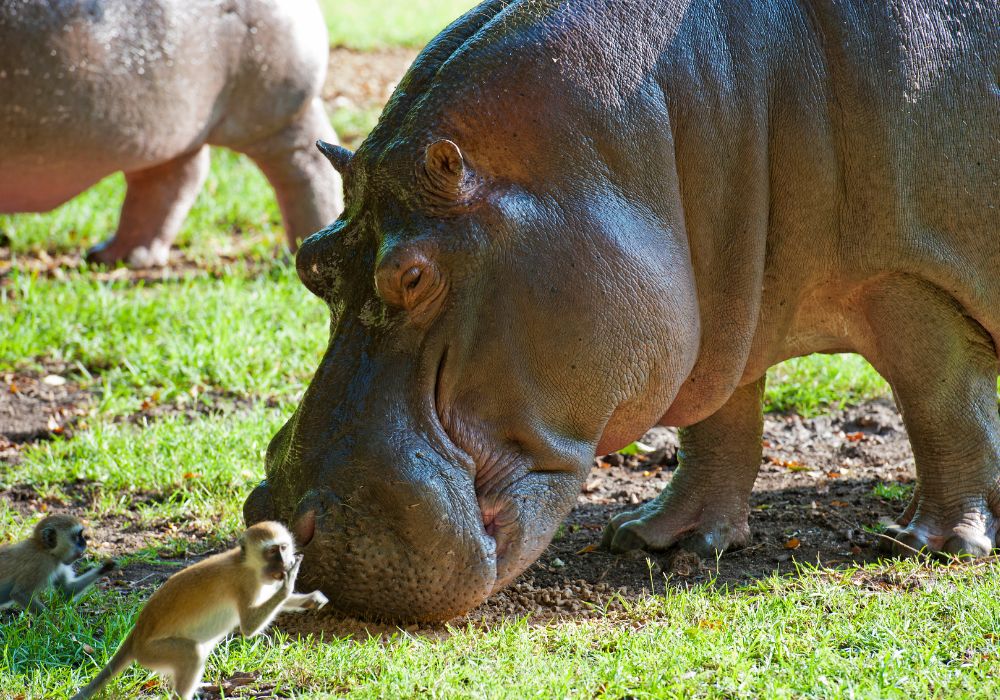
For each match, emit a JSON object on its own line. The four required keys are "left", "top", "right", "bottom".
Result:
{"left": 72, "top": 521, "right": 327, "bottom": 700}
{"left": 0, "top": 514, "right": 116, "bottom": 613}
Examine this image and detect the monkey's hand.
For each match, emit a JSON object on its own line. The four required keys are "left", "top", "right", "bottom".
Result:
{"left": 282, "top": 554, "right": 304, "bottom": 593}
{"left": 300, "top": 591, "right": 328, "bottom": 610}
{"left": 98, "top": 559, "right": 118, "bottom": 575}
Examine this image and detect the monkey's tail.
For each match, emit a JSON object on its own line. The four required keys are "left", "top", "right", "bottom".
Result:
{"left": 70, "top": 637, "right": 134, "bottom": 700}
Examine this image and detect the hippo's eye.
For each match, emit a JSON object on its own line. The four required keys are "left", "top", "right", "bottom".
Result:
{"left": 375, "top": 251, "right": 445, "bottom": 316}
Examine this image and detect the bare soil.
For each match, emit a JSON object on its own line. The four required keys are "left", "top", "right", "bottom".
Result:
{"left": 0, "top": 363, "right": 914, "bottom": 643}
{"left": 278, "top": 398, "right": 915, "bottom": 638}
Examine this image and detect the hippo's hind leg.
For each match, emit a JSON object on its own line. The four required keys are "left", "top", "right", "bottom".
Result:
{"left": 86, "top": 146, "right": 210, "bottom": 268}
{"left": 861, "top": 275, "right": 1000, "bottom": 557}
{"left": 239, "top": 98, "right": 343, "bottom": 250}
{"left": 603, "top": 377, "right": 765, "bottom": 556}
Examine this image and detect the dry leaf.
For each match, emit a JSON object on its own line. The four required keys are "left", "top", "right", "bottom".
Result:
{"left": 831, "top": 500, "right": 850, "bottom": 507}
{"left": 8, "top": 382, "right": 18, "bottom": 394}
{"left": 845, "top": 432, "right": 865, "bottom": 442}
{"left": 182, "top": 472, "right": 200, "bottom": 480}
{"left": 576, "top": 543, "right": 599, "bottom": 554}
{"left": 826, "top": 471, "right": 842, "bottom": 479}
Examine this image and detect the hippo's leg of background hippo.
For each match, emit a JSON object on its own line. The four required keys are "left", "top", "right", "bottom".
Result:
{"left": 86, "top": 146, "right": 210, "bottom": 268}
{"left": 603, "top": 377, "right": 765, "bottom": 556}
{"left": 240, "top": 98, "right": 343, "bottom": 250}
{"left": 860, "top": 276, "right": 1000, "bottom": 557}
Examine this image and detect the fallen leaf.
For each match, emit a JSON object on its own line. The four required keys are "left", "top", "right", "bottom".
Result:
{"left": 182, "top": 472, "right": 201, "bottom": 480}
{"left": 845, "top": 432, "right": 865, "bottom": 442}
{"left": 8, "top": 382, "right": 18, "bottom": 394}
{"left": 784, "top": 537, "right": 801, "bottom": 549}
{"left": 831, "top": 500, "right": 850, "bottom": 507}
{"left": 698, "top": 619, "right": 722, "bottom": 630}
{"left": 618, "top": 441, "right": 654, "bottom": 456}
{"left": 576, "top": 543, "right": 599, "bottom": 554}
{"left": 82, "top": 644, "right": 95, "bottom": 654}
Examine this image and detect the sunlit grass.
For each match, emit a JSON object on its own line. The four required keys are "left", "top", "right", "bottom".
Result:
{"left": 321, "top": 0, "right": 478, "bottom": 50}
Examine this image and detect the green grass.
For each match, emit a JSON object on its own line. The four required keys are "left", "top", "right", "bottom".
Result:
{"left": 4, "top": 8, "right": 1000, "bottom": 695}
{"left": 322, "top": 0, "right": 479, "bottom": 50}
{"left": 5, "top": 560, "right": 1000, "bottom": 698}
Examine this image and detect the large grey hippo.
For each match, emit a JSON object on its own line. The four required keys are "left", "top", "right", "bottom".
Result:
{"left": 0, "top": 0, "right": 342, "bottom": 266}
{"left": 245, "top": 0, "right": 1000, "bottom": 621}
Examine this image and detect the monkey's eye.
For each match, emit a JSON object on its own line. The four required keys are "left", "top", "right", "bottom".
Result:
{"left": 280, "top": 544, "right": 288, "bottom": 551}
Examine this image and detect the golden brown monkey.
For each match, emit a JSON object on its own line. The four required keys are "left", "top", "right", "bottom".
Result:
{"left": 72, "top": 521, "right": 327, "bottom": 700}
{"left": 0, "top": 514, "right": 116, "bottom": 613}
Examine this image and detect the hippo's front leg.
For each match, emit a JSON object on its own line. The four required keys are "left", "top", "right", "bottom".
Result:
{"left": 86, "top": 146, "right": 210, "bottom": 268}
{"left": 603, "top": 377, "right": 765, "bottom": 556}
{"left": 861, "top": 276, "right": 1000, "bottom": 557}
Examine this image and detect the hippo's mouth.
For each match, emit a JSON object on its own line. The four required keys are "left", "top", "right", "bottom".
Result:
{"left": 430, "top": 347, "right": 539, "bottom": 591}
{"left": 429, "top": 347, "right": 506, "bottom": 566}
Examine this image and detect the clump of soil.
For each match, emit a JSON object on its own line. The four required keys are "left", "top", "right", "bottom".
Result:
{"left": 0, "top": 369, "right": 90, "bottom": 465}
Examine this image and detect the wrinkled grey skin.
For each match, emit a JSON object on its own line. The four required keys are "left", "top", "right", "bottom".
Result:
{"left": 0, "top": 0, "right": 342, "bottom": 266}
{"left": 246, "top": 0, "right": 1000, "bottom": 622}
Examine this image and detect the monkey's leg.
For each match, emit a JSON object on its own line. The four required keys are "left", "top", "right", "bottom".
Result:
{"left": 238, "top": 98, "right": 343, "bottom": 251}
{"left": 860, "top": 276, "right": 1000, "bottom": 556}
{"left": 11, "top": 587, "right": 48, "bottom": 614}
{"left": 136, "top": 638, "right": 204, "bottom": 700}
{"left": 603, "top": 377, "right": 765, "bottom": 555}
{"left": 86, "top": 146, "right": 210, "bottom": 268}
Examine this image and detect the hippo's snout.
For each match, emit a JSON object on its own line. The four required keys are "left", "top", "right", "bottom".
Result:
{"left": 295, "top": 479, "right": 498, "bottom": 622}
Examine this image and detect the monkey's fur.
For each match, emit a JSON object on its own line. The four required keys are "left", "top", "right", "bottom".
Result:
{"left": 0, "top": 514, "right": 116, "bottom": 613}
{"left": 72, "top": 521, "right": 327, "bottom": 700}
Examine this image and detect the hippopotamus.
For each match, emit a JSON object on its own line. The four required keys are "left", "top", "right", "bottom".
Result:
{"left": 0, "top": 0, "right": 341, "bottom": 266}
{"left": 244, "top": 0, "right": 1000, "bottom": 621}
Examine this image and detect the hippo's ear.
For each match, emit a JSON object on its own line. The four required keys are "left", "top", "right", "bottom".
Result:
{"left": 421, "top": 139, "right": 472, "bottom": 203}
{"left": 316, "top": 140, "right": 353, "bottom": 175}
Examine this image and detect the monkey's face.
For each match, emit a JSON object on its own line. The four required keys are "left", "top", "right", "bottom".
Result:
{"left": 42, "top": 523, "right": 87, "bottom": 563}
{"left": 263, "top": 540, "right": 295, "bottom": 581}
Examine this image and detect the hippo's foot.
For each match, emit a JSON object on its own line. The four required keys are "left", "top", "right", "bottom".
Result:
{"left": 603, "top": 378, "right": 766, "bottom": 557}
{"left": 602, "top": 484, "right": 751, "bottom": 557}
{"left": 879, "top": 484, "right": 1000, "bottom": 558}
{"left": 85, "top": 238, "right": 170, "bottom": 268}
{"left": 85, "top": 147, "right": 210, "bottom": 268}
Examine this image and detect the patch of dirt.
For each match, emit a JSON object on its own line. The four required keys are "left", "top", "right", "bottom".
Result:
{"left": 0, "top": 369, "right": 91, "bottom": 464}
{"left": 324, "top": 48, "right": 418, "bottom": 142}
{"left": 278, "top": 398, "right": 918, "bottom": 639}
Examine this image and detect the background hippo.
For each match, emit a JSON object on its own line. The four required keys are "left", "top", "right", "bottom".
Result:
{"left": 245, "top": 0, "right": 1000, "bottom": 621}
{"left": 0, "top": 0, "right": 342, "bottom": 267}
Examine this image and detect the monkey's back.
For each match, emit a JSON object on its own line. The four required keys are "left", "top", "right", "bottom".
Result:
{"left": 131, "top": 550, "right": 246, "bottom": 644}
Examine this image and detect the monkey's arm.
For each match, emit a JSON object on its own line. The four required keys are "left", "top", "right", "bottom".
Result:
{"left": 237, "top": 555, "right": 302, "bottom": 636}
{"left": 281, "top": 591, "right": 329, "bottom": 612}
{"left": 237, "top": 585, "right": 291, "bottom": 637}
{"left": 53, "top": 561, "right": 116, "bottom": 598}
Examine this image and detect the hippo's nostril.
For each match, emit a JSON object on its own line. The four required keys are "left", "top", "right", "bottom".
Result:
{"left": 295, "top": 509, "right": 317, "bottom": 547}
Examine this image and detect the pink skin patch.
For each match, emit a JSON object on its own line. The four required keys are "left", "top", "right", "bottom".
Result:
{"left": 295, "top": 510, "right": 317, "bottom": 547}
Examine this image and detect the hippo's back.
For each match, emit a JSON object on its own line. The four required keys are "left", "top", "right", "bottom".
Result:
{"left": 0, "top": 0, "right": 328, "bottom": 210}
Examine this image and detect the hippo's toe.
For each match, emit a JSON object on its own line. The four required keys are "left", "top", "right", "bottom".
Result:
{"left": 602, "top": 486, "right": 750, "bottom": 556}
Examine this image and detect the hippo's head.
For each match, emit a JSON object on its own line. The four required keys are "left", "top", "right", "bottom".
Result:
{"left": 244, "top": 4, "right": 701, "bottom": 622}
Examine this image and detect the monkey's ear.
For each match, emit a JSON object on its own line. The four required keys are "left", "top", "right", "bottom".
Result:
{"left": 316, "top": 140, "right": 353, "bottom": 175}
{"left": 41, "top": 526, "right": 58, "bottom": 550}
